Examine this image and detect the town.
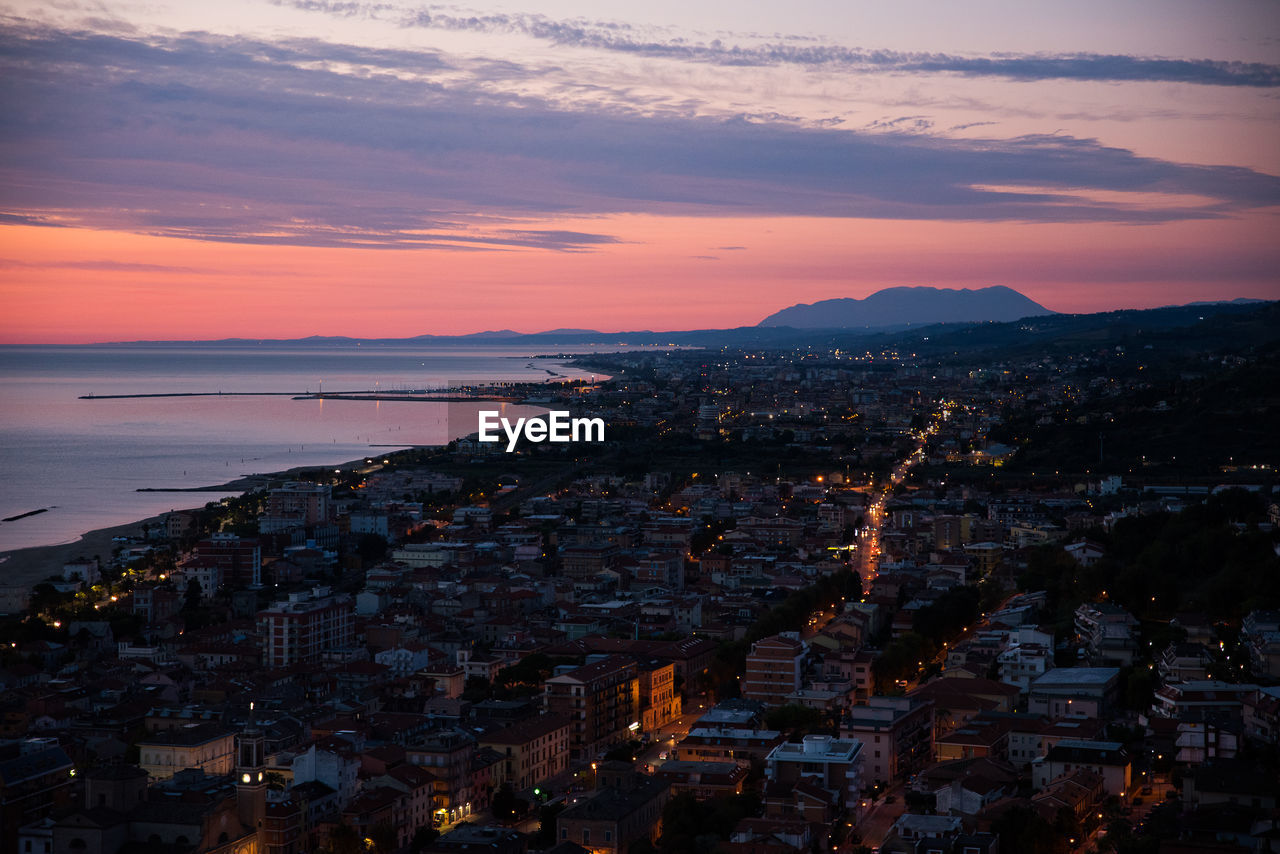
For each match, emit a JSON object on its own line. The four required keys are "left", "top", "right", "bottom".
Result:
{"left": 1, "top": 307, "right": 1277, "bottom": 854}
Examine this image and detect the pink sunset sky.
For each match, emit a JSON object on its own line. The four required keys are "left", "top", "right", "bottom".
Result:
{"left": 1, "top": 0, "right": 1277, "bottom": 343}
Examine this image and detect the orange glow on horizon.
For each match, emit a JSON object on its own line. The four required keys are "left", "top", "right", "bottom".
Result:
{"left": 2, "top": 212, "right": 1277, "bottom": 344}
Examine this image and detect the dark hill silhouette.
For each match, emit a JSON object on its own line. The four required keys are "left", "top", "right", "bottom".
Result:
{"left": 758, "top": 285, "right": 1056, "bottom": 328}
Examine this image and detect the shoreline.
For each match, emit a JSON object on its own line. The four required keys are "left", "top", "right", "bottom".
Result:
{"left": 0, "top": 455, "right": 387, "bottom": 594}
{"left": 0, "top": 512, "right": 173, "bottom": 592}
{"left": 0, "top": 357, "right": 601, "bottom": 597}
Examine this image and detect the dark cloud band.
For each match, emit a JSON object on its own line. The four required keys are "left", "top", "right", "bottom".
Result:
{"left": 278, "top": 1, "right": 1280, "bottom": 88}
{"left": 2, "top": 24, "right": 1278, "bottom": 250}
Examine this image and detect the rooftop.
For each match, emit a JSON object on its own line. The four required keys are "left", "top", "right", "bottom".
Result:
{"left": 1031, "top": 667, "right": 1120, "bottom": 687}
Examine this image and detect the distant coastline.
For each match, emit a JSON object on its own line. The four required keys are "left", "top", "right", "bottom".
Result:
{"left": 0, "top": 455, "right": 373, "bottom": 594}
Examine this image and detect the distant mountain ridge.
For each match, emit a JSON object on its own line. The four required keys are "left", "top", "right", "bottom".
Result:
{"left": 757, "top": 285, "right": 1056, "bottom": 328}
{"left": 80, "top": 295, "right": 1276, "bottom": 349}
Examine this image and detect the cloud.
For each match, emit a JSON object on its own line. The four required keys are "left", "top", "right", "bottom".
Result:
{"left": 1, "top": 24, "right": 1278, "bottom": 250}
{"left": 0, "top": 258, "right": 212, "bottom": 273}
{"left": 330, "top": 3, "right": 1280, "bottom": 88}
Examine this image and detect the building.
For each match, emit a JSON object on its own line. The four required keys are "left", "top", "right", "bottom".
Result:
{"left": 0, "top": 741, "right": 75, "bottom": 854}
{"left": 764, "top": 734, "right": 864, "bottom": 812}
{"left": 50, "top": 768, "right": 263, "bottom": 854}
{"left": 675, "top": 728, "right": 785, "bottom": 765}
{"left": 841, "top": 696, "right": 933, "bottom": 788}
{"left": 1182, "top": 758, "right": 1280, "bottom": 810}
{"left": 1074, "top": 602, "right": 1139, "bottom": 666}
{"left": 630, "top": 552, "right": 685, "bottom": 591}
{"left": 478, "top": 715, "right": 572, "bottom": 794}
{"left": 259, "top": 481, "right": 332, "bottom": 533}
{"left": 1242, "top": 610, "right": 1280, "bottom": 679}
{"left": 742, "top": 634, "right": 806, "bottom": 707}
{"left": 190, "top": 532, "right": 263, "bottom": 589}
{"left": 556, "top": 777, "right": 670, "bottom": 854}
{"left": 997, "top": 640, "right": 1054, "bottom": 694}
{"left": 1031, "top": 740, "right": 1131, "bottom": 799}
{"left": 256, "top": 588, "right": 355, "bottom": 668}
{"left": 544, "top": 657, "right": 640, "bottom": 762}
{"left": 1150, "top": 680, "right": 1258, "bottom": 723}
{"left": 431, "top": 824, "right": 527, "bottom": 854}
{"left": 653, "top": 761, "right": 748, "bottom": 800}
{"left": 407, "top": 729, "right": 477, "bottom": 827}
{"left": 1157, "top": 643, "right": 1214, "bottom": 683}
{"left": 1242, "top": 687, "right": 1280, "bottom": 746}
{"left": 920, "top": 757, "right": 1019, "bottom": 816}
{"left": 636, "top": 661, "right": 681, "bottom": 737}
{"left": 560, "top": 544, "right": 620, "bottom": 580}
{"left": 1006, "top": 716, "right": 1105, "bottom": 770}
{"left": 962, "top": 542, "right": 1003, "bottom": 578}
{"left": 934, "top": 714, "right": 1014, "bottom": 763}
{"left": 137, "top": 723, "right": 236, "bottom": 781}
{"left": 886, "top": 814, "right": 963, "bottom": 851}
{"left": 1027, "top": 668, "right": 1120, "bottom": 720}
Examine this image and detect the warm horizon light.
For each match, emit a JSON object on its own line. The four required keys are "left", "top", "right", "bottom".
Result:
{"left": 1, "top": 0, "right": 1278, "bottom": 343}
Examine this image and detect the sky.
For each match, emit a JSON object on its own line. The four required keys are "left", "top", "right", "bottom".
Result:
{"left": 0, "top": 0, "right": 1278, "bottom": 342}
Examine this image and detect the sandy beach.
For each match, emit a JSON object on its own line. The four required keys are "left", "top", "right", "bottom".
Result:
{"left": 0, "top": 455, "right": 391, "bottom": 595}
{"left": 0, "top": 512, "right": 179, "bottom": 592}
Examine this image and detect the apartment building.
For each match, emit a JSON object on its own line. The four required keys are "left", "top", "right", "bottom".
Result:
{"left": 841, "top": 695, "right": 934, "bottom": 787}
{"left": 742, "top": 633, "right": 806, "bottom": 707}
{"left": 256, "top": 588, "right": 355, "bottom": 668}
{"left": 478, "top": 715, "right": 572, "bottom": 794}
{"left": 545, "top": 656, "right": 640, "bottom": 761}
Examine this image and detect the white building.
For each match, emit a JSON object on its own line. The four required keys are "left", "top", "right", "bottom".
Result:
{"left": 998, "top": 642, "right": 1054, "bottom": 694}
{"left": 765, "top": 734, "right": 864, "bottom": 812}
{"left": 1032, "top": 739, "right": 1131, "bottom": 798}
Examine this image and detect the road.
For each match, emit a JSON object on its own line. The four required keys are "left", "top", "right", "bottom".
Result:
{"left": 850, "top": 785, "right": 907, "bottom": 852}
{"left": 636, "top": 701, "right": 708, "bottom": 770}
{"left": 860, "top": 407, "right": 944, "bottom": 584}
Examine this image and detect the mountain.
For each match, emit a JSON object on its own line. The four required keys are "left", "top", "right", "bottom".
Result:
{"left": 757, "top": 285, "right": 1056, "bottom": 328}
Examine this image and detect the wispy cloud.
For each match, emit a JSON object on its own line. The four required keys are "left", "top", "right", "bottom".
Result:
{"left": 1, "top": 24, "right": 1278, "bottom": 251}
{"left": 0, "top": 258, "right": 212, "bottom": 273}
{"left": 274, "top": 2, "right": 1280, "bottom": 88}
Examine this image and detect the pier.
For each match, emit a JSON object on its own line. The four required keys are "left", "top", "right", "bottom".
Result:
{"left": 80, "top": 387, "right": 525, "bottom": 402}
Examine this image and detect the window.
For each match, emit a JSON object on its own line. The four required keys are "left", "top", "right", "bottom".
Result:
{"left": 583, "top": 830, "right": 590, "bottom": 844}
{"left": 605, "top": 832, "right": 612, "bottom": 842}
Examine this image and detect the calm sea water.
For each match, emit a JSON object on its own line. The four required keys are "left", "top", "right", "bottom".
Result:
{"left": 0, "top": 344, "right": 613, "bottom": 552}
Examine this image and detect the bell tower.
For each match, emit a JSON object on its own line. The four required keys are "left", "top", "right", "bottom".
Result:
{"left": 236, "top": 701, "right": 267, "bottom": 831}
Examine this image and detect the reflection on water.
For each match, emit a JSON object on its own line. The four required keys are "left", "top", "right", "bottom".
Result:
{"left": 0, "top": 344, "right": 598, "bottom": 550}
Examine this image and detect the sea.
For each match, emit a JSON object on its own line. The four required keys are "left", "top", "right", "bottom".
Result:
{"left": 0, "top": 343, "right": 618, "bottom": 553}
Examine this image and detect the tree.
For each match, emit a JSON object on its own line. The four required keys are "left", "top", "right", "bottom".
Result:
{"left": 369, "top": 821, "right": 398, "bottom": 853}
{"left": 653, "top": 792, "right": 761, "bottom": 854}
{"left": 328, "top": 824, "right": 362, "bottom": 854}
{"left": 764, "top": 704, "right": 827, "bottom": 738}
{"left": 462, "top": 675, "right": 493, "bottom": 703}
{"left": 531, "top": 803, "right": 565, "bottom": 848}
{"left": 29, "top": 583, "right": 67, "bottom": 616}
{"left": 356, "top": 533, "right": 388, "bottom": 564}
{"left": 990, "top": 804, "right": 1070, "bottom": 854}
{"left": 604, "top": 740, "right": 643, "bottom": 762}
{"left": 492, "top": 783, "right": 523, "bottom": 822}
{"left": 182, "top": 578, "right": 203, "bottom": 612}
{"left": 410, "top": 827, "right": 440, "bottom": 853}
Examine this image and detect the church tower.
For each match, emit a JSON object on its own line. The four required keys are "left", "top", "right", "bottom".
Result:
{"left": 236, "top": 701, "right": 267, "bottom": 831}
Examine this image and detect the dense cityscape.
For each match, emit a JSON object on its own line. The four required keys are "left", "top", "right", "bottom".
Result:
{"left": 1, "top": 302, "right": 1276, "bottom": 854}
